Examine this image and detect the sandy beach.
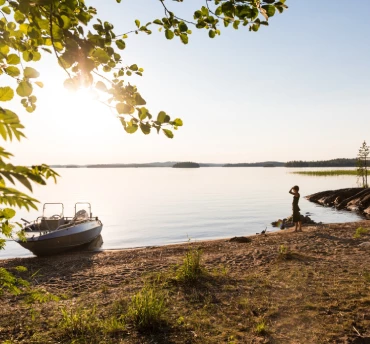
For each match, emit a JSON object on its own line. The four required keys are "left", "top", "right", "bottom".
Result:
{"left": 1, "top": 221, "right": 370, "bottom": 343}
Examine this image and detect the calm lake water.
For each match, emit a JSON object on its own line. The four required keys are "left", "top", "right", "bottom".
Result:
{"left": 0, "top": 167, "right": 363, "bottom": 259}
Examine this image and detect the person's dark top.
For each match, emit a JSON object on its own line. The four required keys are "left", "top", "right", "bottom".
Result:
{"left": 292, "top": 194, "right": 300, "bottom": 211}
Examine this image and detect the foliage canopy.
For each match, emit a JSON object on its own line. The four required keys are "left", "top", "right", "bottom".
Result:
{"left": 0, "top": 0, "right": 287, "bottom": 249}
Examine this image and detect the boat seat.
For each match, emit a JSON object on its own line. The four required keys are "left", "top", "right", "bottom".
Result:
{"left": 40, "top": 218, "right": 65, "bottom": 231}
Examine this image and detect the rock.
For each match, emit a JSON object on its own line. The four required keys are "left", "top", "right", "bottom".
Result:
{"left": 229, "top": 236, "right": 252, "bottom": 243}
{"left": 271, "top": 215, "right": 317, "bottom": 228}
{"left": 306, "top": 187, "right": 370, "bottom": 216}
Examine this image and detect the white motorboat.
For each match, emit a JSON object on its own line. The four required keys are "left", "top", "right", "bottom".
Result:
{"left": 17, "top": 202, "right": 103, "bottom": 256}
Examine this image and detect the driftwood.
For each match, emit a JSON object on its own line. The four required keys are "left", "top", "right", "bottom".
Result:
{"left": 306, "top": 188, "right": 370, "bottom": 215}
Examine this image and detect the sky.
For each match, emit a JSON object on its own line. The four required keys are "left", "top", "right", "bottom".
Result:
{"left": 3, "top": 0, "right": 370, "bottom": 165}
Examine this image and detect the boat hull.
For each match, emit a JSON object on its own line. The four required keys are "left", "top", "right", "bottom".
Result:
{"left": 17, "top": 220, "right": 103, "bottom": 256}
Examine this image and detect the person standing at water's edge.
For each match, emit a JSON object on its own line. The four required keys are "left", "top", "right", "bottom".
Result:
{"left": 289, "top": 186, "right": 302, "bottom": 232}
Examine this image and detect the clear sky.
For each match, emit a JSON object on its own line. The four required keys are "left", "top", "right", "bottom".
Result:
{"left": 4, "top": 0, "right": 370, "bottom": 165}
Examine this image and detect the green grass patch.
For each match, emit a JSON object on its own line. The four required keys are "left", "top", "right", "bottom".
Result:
{"left": 291, "top": 170, "right": 357, "bottom": 176}
{"left": 176, "top": 246, "right": 205, "bottom": 283}
{"left": 353, "top": 226, "right": 369, "bottom": 238}
{"left": 126, "top": 285, "right": 166, "bottom": 331}
{"left": 59, "top": 305, "right": 102, "bottom": 341}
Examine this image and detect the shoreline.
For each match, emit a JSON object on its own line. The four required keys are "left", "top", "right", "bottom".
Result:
{"left": 1, "top": 220, "right": 370, "bottom": 343}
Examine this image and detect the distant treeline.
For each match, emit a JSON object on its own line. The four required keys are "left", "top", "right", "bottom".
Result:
{"left": 51, "top": 158, "right": 358, "bottom": 169}
{"left": 285, "top": 158, "right": 356, "bottom": 168}
{"left": 223, "top": 161, "right": 285, "bottom": 167}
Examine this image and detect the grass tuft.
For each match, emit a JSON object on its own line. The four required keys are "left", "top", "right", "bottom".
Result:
{"left": 176, "top": 246, "right": 204, "bottom": 282}
{"left": 126, "top": 284, "right": 166, "bottom": 331}
{"left": 255, "top": 319, "right": 268, "bottom": 335}
{"left": 277, "top": 244, "right": 294, "bottom": 260}
{"left": 58, "top": 305, "right": 101, "bottom": 340}
{"left": 353, "top": 226, "right": 369, "bottom": 238}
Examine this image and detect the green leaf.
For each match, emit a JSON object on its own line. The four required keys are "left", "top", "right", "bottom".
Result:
{"left": 116, "top": 39, "right": 126, "bottom": 50}
{"left": 129, "top": 64, "right": 138, "bottom": 71}
{"left": 173, "top": 118, "right": 183, "bottom": 126}
{"left": 124, "top": 123, "right": 138, "bottom": 134}
{"left": 24, "top": 67, "right": 40, "bottom": 79}
{"left": 96, "top": 81, "right": 108, "bottom": 92}
{"left": 209, "top": 30, "right": 216, "bottom": 38}
{"left": 163, "top": 129, "right": 174, "bottom": 139}
{"left": 135, "top": 19, "right": 140, "bottom": 28}
{"left": 35, "top": 81, "right": 44, "bottom": 88}
{"left": 7, "top": 22, "right": 16, "bottom": 30}
{"left": 140, "top": 122, "right": 151, "bottom": 135}
{"left": 157, "top": 111, "right": 167, "bottom": 123}
{"left": 61, "top": 15, "right": 71, "bottom": 29}
{"left": 178, "top": 21, "right": 188, "bottom": 32}
{"left": 134, "top": 93, "right": 146, "bottom": 105}
{"left": 138, "top": 107, "right": 148, "bottom": 120}
{"left": 261, "top": 5, "right": 276, "bottom": 17}
{"left": 2, "top": 208, "right": 16, "bottom": 220}
{"left": 22, "top": 51, "right": 33, "bottom": 62}
{"left": 91, "top": 48, "right": 110, "bottom": 63}
{"left": 14, "top": 10, "right": 25, "bottom": 23}
{"left": 116, "top": 103, "right": 134, "bottom": 114}
{"left": 180, "top": 33, "right": 188, "bottom": 44}
{"left": 13, "top": 174, "right": 33, "bottom": 191}
{"left": 233, "top": 20, "right": 240, "bottom": 30}
{"left": 2, "top": 6, "right": 11, "bottom": 15}
{"left": 153, "top": 19, "right": 162, "bottom": 25}
{"left": 5, "top": 66, "right": 20, "bottom": 77}
{"left": 7, "top": 54, "right": 20, "bottom": 65}
{"left": 165, "top": 29, "right": 174, "bottom": 40}
{"left": 0, "top": 87, "right": 14, "bottom": 102}
{"left": 16, "top": 81, "right": 33, "bottom": 97}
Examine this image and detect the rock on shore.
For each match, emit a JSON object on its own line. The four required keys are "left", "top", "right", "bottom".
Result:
{"left": 306, "top": 187, "right": 370, "bottom": 215}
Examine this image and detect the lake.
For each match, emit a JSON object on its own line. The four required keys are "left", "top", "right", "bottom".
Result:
{"left": 0, "top": 167, "right": 363, "bottom": 259}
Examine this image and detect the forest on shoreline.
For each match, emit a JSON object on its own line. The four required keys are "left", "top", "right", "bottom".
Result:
{"left": 51, "top": 158, "right": 358, "bottom": 169}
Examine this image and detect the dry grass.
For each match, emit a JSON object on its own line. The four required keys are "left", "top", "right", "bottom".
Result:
{"left": 1, "top": 221, "right": 370, "bottom": 343}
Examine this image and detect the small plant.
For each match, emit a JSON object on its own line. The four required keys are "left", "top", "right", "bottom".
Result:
{"left": 227, "top": 335, "right": 237, "bottom": 344}
{"left": 24, "top": 288, "right": 60, "bottom": 304}
{"left": 255, "top": 320, "right": 268, "bottom": 335}
{"left": 177, "top": 246, "right": 204, "bottom": 282}
{"left": 102, "top": 316, "right": 126, "bottom": 335}
{"left": 177, "top": 316, "right": 185, "bottom": 325}
{"left": 0, "top": 266, "right": 29, "bottom": 295}
{"left": 277, "top": 245, "right": 293, "bottom": 260}
{"left": 126, "top": 285, "right": 166, "bottom": 331}
{"left": 59, "top": 305, "right": 101, "bottom": 340}
{"left": 353, "top": 226, "right": 369, "bottom": 238}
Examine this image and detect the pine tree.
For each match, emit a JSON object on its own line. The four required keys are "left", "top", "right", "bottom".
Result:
{"left": 357, "top": 141, "right": 369, "bottom": 188}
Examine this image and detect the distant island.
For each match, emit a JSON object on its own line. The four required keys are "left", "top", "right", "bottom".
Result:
{"left": 50, "top": 158, "right": 358, "bottom": 169}
{"left": 172, "top": 162, "right": 200, "bottom": 168}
